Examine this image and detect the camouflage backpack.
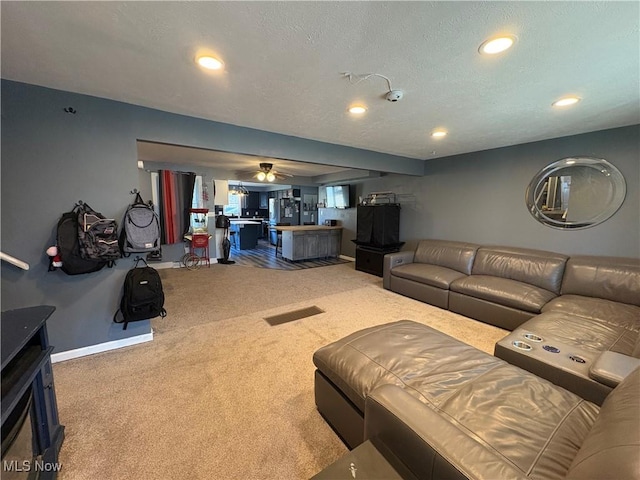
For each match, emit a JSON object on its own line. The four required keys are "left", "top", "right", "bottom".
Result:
{"left": 76, "top": 201, "right": 121, "bottom": 263}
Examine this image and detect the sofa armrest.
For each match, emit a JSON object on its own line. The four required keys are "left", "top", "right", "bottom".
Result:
{"left": 383, "top": 251, "right": 415, "bottom": 289}
{"left": 589, "top": 351, "right": 640, "bottom": 388}
{"left": 364, "top": 385, "right": 528, "bottom": 480}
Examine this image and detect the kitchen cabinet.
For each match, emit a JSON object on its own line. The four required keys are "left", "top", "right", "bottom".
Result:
{"left": 355, "top": 245, "right": 401, "bottom": 277}
{"left": 246, "top": 191, "right": 260, "bottom": 209}
{"left": 259, "top": 192, "right": 268, "bottom": 209}
{"left": 214, "top": 180, "right": 229, "bottom": 206}
{"left": 317, "top": 231, "right": 329, "bottom": 258}
{"left": 328, "top": 230, "right": 340, "bottom": 257}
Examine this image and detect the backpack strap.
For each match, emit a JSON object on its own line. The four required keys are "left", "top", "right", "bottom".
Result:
{"left": 134, "top": 192, "right": 145, "bottom": 205}
{"left": 133, "top": 256, "right": 148, "bottom": 268}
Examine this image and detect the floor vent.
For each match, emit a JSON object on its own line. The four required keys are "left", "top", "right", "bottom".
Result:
{"left": 264, "top": 306, "right": 325, "bottom": 326}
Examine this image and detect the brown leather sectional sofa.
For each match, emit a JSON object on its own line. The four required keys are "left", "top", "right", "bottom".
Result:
{"left": 313, "top": 321, "right": 640, "bottom": 479}
{"left": 382, "top": 239, "right": 640, "bottom": 403}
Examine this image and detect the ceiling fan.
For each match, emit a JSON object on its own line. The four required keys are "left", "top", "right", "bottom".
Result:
{"left": 252, "top": 162, "right": 293, "bottom": 182}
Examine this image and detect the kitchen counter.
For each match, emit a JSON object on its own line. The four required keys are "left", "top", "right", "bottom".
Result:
{"left": 230, "top": 220, "right": 262, "bottom": 225}
{"left": 272, "top": 225, "right": 342, "bottom": 231}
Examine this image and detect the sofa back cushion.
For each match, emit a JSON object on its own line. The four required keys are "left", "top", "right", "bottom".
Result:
{"left": 561, "top": 255, "right": 640, "bottom": 306}
{"left": 566, "top": 367, "right": 640, "bottom": 479}
{"left": 413, "top": 239, "right": 479, "bottom": 275}
{"left": 471, "top": 246, "right": 568, "bottom": 293}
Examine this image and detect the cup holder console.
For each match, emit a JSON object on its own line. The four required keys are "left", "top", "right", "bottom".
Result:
{"left": 507, "top": 335, "right": 589, "bottom": 367}
{"left": 569, "top": 355, "right": 587, "bottom": 364}
{"left": 523, "top": 333, "right": 543, "bottom": 342}
{"left": 512, "top": 340, "right": 532, "bottom": 351}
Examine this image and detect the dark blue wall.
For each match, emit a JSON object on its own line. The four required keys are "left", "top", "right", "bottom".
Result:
{"left": 2, "top": 80, "right": 638, "bottom": 354}
{"left": 0, "top": 80, "right": 420, "bottom": 353}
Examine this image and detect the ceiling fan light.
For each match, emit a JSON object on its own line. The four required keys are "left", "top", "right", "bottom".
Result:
{"left": 256, "top": 171, "right": 266, "bottom": 181}
{"left": 266, "top": 172, "right": 275, "bottom": 182}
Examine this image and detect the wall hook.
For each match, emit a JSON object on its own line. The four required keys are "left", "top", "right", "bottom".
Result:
{"left": 63, "top": 107, "right": 77, "bottom": 114}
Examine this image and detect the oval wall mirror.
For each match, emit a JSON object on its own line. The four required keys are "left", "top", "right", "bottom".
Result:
{"left": 526, "top": 157, "right": 626, "bottom": 229}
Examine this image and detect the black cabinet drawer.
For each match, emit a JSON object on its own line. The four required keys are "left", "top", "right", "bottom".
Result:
{"left": 356, "top": 247, "right": 396, "bottom": 277}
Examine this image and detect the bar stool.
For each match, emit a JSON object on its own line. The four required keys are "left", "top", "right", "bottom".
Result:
{"left": 274, "top": 222, "right": 290, "bottom": 257}
{"left": 275, "top": 231, "right": 283, "bottom": 257}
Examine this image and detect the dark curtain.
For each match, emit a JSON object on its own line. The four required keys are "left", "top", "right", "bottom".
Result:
{"left": 158, "top": 170, "right": 196, "bottom": 244}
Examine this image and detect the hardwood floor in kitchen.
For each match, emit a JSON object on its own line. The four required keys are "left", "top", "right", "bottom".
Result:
{"left": 227, "top": 240, "right": 352, "bottom": 270}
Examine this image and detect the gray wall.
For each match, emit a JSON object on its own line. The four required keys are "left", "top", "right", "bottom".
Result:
{"left": 0, "top": 80, "right": 418, "bottom": 353}
{"left": 2, "top": 80, "right": 637, "bottom": 355}
{"left": 360, "top": 125, "right": 639, "bottom": 257}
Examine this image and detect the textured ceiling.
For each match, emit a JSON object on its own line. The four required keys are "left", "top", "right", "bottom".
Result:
{"left": 2, "top": 1, "right": 639, "bottom": 167}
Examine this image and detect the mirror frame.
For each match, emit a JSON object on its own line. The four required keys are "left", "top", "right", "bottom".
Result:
{"left": 526, "top": 157, "right": 626, "bottom": 230}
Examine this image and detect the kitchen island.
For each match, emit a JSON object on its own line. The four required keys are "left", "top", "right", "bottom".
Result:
{"left": 273, "top": 225, "right": 342, "bottom": 261}
{"left": 230, "top": 219, "right": 262, "bottom": 250}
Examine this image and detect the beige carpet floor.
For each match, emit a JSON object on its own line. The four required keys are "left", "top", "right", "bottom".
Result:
{"left": 53, "top": 262, "right": 507, "bottom": 480}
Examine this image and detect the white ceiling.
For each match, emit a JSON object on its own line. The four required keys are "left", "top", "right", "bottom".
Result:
{"left": 2, "top": 1, "right": 639, "bottom": 169}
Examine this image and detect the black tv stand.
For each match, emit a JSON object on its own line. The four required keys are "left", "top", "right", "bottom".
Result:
{"left": 1, "top": 306, "right": 64, "bottom": 479}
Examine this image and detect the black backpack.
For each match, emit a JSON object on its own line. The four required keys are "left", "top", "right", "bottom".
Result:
{"left": 54, "top": 206, "right": 107, "bottom": 275}
{"left": 76, "top": 201, "right": 121, "bottom": 262}
{"left": 119, "top": 192, "right": 161, "bottom": 256}
{"left": 114, "top": 258, "right": 167, "bottom": 330}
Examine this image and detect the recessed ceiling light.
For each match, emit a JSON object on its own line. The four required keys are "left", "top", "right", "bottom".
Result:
{"left": 348, "top": 105, "right": 367, "bottom": 115}
{"left": 552, "top": 96, "right": 581, "bottom": 107}
{"left": 431, "top": 129, "right": 448, "bottom": 138}
{"left": 196, "top": 55, "right": 224, "bottom": 70}
{"left": 478, "top": 35, "right": 517, "bottom": 55}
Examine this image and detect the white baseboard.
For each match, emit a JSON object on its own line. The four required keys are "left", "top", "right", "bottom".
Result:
{"left": 51, "top": 331, "right": 154, "bottom": 363}
{"left": 150, "top": 261, "right": 181, "bottom": 269}
{"left": 340, "top": 255, "right": 355, "bottom": 262}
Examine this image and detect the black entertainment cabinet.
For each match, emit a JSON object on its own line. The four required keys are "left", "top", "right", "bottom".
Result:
{"left": 1, "top": 306, "right": 64, "bottom": 479}
{"left": 354, "top": 204, "right": 403, "bottom": 277}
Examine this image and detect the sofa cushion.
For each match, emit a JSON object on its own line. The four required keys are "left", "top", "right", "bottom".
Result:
{"left": 520, "top": 311, "right": 638, "bottom": 356}
{"left": 313, "top": 320, "right": 501, "bottom": 413}
{"left": 391, "top": 263, "right": 467, "bottom": 289}
{"left": 543, "top": 295, "right": 640, "bottom": 332}
{"left": 566, "top": 367, "right": 640, "bottom": 480}
{"left": 450, "top": 275, "right": 557, "bottom": 313}
{"left": 471, "top": 246, "right": 568, "bottom": 294}
{"left": 413, "top": 239, "right": 479, "bottom": 274}
{"left": 561, "top": 255, "right": 640, "bottom": 307}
